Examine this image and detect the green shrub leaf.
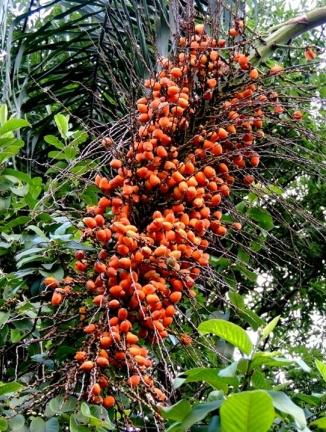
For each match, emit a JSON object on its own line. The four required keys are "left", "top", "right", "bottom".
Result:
{"left": 198, "top": 320, "right": 253, "bottom": 355}
{"left": 315, "top": 360, "right": 326, "bottom": 382}
{"left": 247, "top": 207, "right": 274, "bottom": 231}
{"left": 161, "top": 400, "right": 192, "bottom": 421}
{"left": 261, "top": 316, "right": 280, "bottom": 339}
{"left": 220, "top": 390, "right": 275, "bottom": 432}
{"left": 268, "top": 391, "right": 306, "bottom": 429}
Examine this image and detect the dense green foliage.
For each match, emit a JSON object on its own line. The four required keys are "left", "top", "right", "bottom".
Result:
{"left": 0, "top": 0, "right": 325, "bottom": 431}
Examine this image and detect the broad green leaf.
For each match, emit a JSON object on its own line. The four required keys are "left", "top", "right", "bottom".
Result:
{"left": 48, "top": 150, "right": 68, "bottom": 160}
{"left": 295, "top": 393, "right": 320, "bottom": 406}
{"left": 180, "top": 400, "right": 222, "bottom": 430}
{"left": 44, "top": 135, "right": 64, "bottom": 149}
{"left": 261, "top": 316, "right": 280, "bottom": 339}
{"left": 69, "top": 415, "right": 88, "bottom": 432}
{"left": 0, "top": 140, "right": 24, "bottom": 162}
{"left": 80, "top": 402, "right": 91, "bottom": 417}
{"left": 10, "top": 329, "right": 25, "bottom": 343}
{"left": 70, "top": 130, "right": 88, "bottom": 146}
{"left": 26, "top": 225, "right": 49, "bottom": 241}
{"left": 315, "top": 360, "right": 326, "bottom": 382}
{"left": 0, "top": 312, "right": 9, "bottom": 326}
{"left": 175, "top": 368, "right": 236, "bottom": 391}
{"left": 218, "top": 362, "right": 238, "bottom": 378}
{"left": 54, "top": 113, "right": 69, "bottom": 139}
{"left": 247, "top": 207, "right": 274, "bottom": 231}
{"left": 8, "top": 415, "right": 25, "bottom": 431}
{"left": 0, "top": 381, "right": 24, "bottom": 396}
{"left": 251, "top": 352, "right": 293, "bottom": 369}
{"left": 167, "top": 400, "right": 222, "bottom": 432}
{"left": 198, "top": 320, "right": 253, "bottom": 355}
{"left": 0, "top": 417, "right": 8, "bottom": 431}
{"left": 220, "top": 390, "right": 275, "bottom": 432}
{"left": 88, "top": 405, "right": 114, "bottom": 429}
{"left": 228, "top": 292, "right": 264, "bottom": 330}
{"left": 237, "top": 248, "right": 250, "bottom": 264}
{"left": 235, "top": 265, "right": 257, "bottom": 283}
{"left": 47, "top": 396, "right": 77, "bottom": 416}
{"left": 15, "top": 248, "right": 45, "bottom": 261}
{"left": 45, "top": 418, "right": 59, "bottom": 432}
{"left": 16, "top": 254, "right": 44, "bottom": 269}
{"left": 30, "top": 417, "right": 45, "bottom": 432}
{"left": 310, "top": 417, "right": 326, "bottom": 430}
{"left": 208, "top": 416, "right": 220, "bottom": 432}
{"left": 295, "top": 359, "right": 311, "bottom": 373}
{"left": 0, "top": 118, "right": 30, "bottom": 135}
{"left": 161, "top": 400, "right": 192, "bottom": 421}
{"left": 251, "top": 370, "right": 270, "bottom": 389}
{"left": 264, "top": 184, "right": 284, "bottom": 195}
{"left": 1, "top": 216, "right": 30, "bottom": 232}
{"left": 269, "top": 391, "right": 306, "bottom": 429}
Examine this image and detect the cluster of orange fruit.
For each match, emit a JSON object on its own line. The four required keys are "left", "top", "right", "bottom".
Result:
{"left": 45, "top": 22, "right": 302, "bottom": 408}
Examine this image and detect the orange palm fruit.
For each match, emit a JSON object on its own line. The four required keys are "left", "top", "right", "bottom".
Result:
{"left": 292, "top": 111, "right": 303, "bottom": 121}
{"left": 74, "top": 351, "right": 87, "bottom": 362}
{"left": 128, "top": 375, "right": 141, "bottom": 388}
{"left": 270, "top": 64, "right": 283, "bottom": 75}
{"left": 44, "top": 276, "right": 59, "bottom": 289}
{"left": 51, "top": 291, "right": 63, "bottom": 306}
{"left": 103, "top": 396, "right": 115, "bottom": 408}
{"left": 91, "top": 383, "right": 101, "bottom": 396}
{"left": 207, "top": 78, "right": 217, "bottom": 88}
{"left": 126, "top": 332, "right": 139, "bottom": 344}
{"left": 249, "top": 68, "right": 259, "bottom": 80}
{"left": 84, "top": 324, "right": 96, "bottom": 334}
{"left": 170, "top": 292, "right": 182, "bottom": 303}
{"left": 80, "top": 361, "right": 94, "bottom": 372}
{"left": 229, "top": 28, "right": 238, "bottom": 37}
{"left": 96, "top": 357, "right": 110, "bottom": 368}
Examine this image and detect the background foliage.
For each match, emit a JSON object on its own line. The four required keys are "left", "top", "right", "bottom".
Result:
{"left": 0, "top": 0, "right": 325, "bottom": 430}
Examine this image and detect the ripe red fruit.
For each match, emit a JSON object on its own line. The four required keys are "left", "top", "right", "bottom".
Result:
{"left": 80, "top": 361, "right": 94, "bottom": 372}
{"left": 229, "top": 28, "right": 238, "bottom": 37}
{"left": 180, "top": 334, "right": 193, "bottom": 345}
{"left": 43, "top": 277, "right": 59, "bottom": 289}
{"left": 84, "top": 324, "right": 96, "bottom": 334}
{"left": 170, "top": 292, "right": 182, "bottom": 303}
{"left": 98, "top": 375, "right": 109, "bottom": 388}
{"left": 243, "top": 175, "right": 254, "bottom": 185}
{"left": 94, "top": 261, "right": 106, "bottom": 273}
{"left": 195, "top": 23, "right": 204, "bottom": 34}
{"left": 96, "top": 357, "right": 110, "bottom": 368}
{"left": 98, "top": 196, "right": 111, "bottom": 209}
{"left": 270, "top": 65, "right": 283, "bottom": 75}
{"left": 292, "top": 111, "right": 303, "bottom": 121}
{"left": 93, "top": 295, "right": 105, "bottom": 306}
{"left": 83, "top": 217, "right": 97, "bottom": 229}
{"left": 95, "top": 214, "right": 105, "bottom": 226}
{"left": 91, "top": 383, "right": 101, "bottom": 396}
{"left": 103, "top": 396, "right": 115, "bottom": 408}
{"left": 304, "top": 47, "right": 316, "bottom": 61}
{"left": 128, "top": 375, "right": 141, "bottom": 388}
{"left": 126, "top": 332, "right": 139, "bottom": 344}
{"left": 51, "top": 292, "right": 63, "bottom": 306}
{"left": 75, "top": 261, "right": 87, "bottom": 272}
{"left": 250, "top": 154, "right": 260, "bottom": 167}
{"left": 75, "top": 250, "right": 85, "bottom": 260}
{"left": 75, "top": 351, "right": 87, "bottom": 362}
{"left": 249, "top": 69, "right": 259, "bottom": 80}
